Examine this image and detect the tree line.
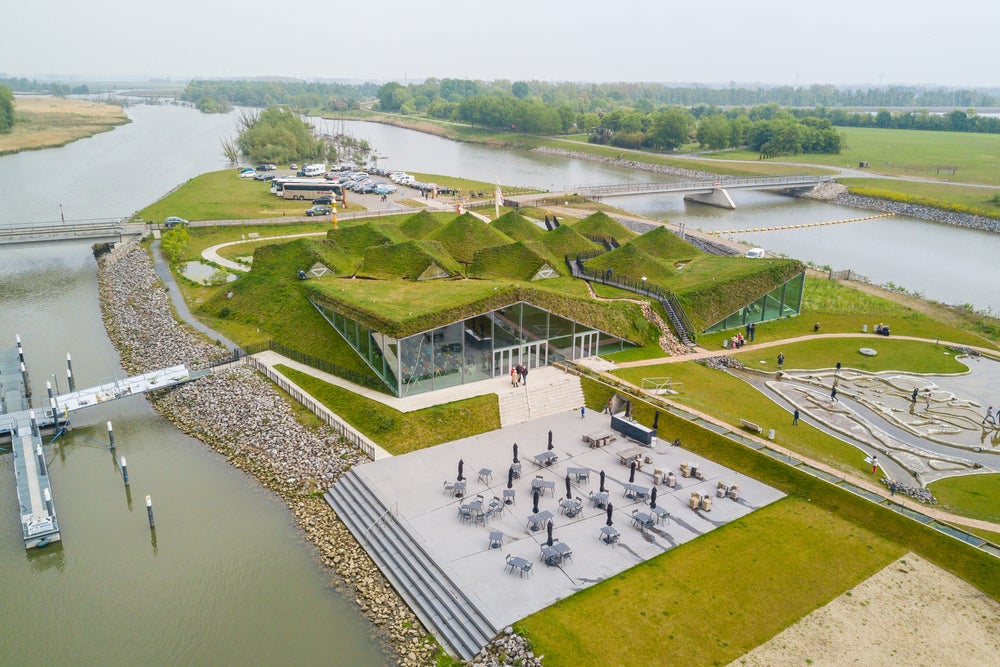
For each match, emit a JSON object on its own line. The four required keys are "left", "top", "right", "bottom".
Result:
{"left": 0, "top": 77, "right": 90, "bottom": 96}
{"left": 181, "top": 79, "right": 380, "bottom": 114}
{"left": 0, "top": 86, "right": 14, "bottom": 133}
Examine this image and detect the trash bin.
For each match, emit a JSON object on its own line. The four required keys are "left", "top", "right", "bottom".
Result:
{"left": 767, "top": 428, "right": 775, "bottom": 440}
{"left": 862, "top": 324, "right": 868, "bottom": 332}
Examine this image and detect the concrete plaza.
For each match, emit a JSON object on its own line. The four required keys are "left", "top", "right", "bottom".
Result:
{"left": 352, "top": 408, "right": 785, "bottom": 627}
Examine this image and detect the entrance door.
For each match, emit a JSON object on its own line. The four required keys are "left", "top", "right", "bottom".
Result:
{"left": 494, "top": 347, "right": 515, "bottom": 377}
{"left": 521, "top": 341, "right": 548, "bottom": 369}
{"left": 573, "top": 332, "right": 599, "bottom": 359}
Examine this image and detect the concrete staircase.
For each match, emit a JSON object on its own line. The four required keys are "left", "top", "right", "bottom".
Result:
{"left": 325, "top": 471, "right": 499, "bottom": 661}
{"left": 498, "top": 367, "right": 585, "bottom": 427}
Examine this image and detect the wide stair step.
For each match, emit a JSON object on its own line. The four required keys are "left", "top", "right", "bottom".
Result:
{"left": 498, "top": 369, "right": 584, "bottom": 427}
{"left": 325, "top": 470, "right": 499, "bottom": 661}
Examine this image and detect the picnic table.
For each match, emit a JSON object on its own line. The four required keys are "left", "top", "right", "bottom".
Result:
{"left": 559, "top": 498, "right": 583, "bottom": 517}
{"left": 505, "top": 555, "right": 532, "bottom": 577}
{"left": 583, "top": 431, "right": 615, "bottom": 448}
{"left": 617, "top": 447, "right": 646, "bottom": 469}
{"left": 527, "top": 510, "right": 553, "bottom": 532}
{"left": 589, "top": 491, "right": 609, "bottom": 508}
{"left": 532, "top": 451, "right": 558, "bottom": 467}
{"left": 531, "top": 478, "right": 557, "bottom": 496}
{"left": 566, "top": 466, "right": 591, "bottom": 483}
{"left": 623, "top": 483, "right": 650, "bottom": 501}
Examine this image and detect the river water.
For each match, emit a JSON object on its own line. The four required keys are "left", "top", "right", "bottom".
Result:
{"left": 1, "top": 103, "right": 996, "bottom": 665}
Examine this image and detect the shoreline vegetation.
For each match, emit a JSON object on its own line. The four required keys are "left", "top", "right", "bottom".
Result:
{"left": 0, "top": 96, "right": 129, "bottom": 156}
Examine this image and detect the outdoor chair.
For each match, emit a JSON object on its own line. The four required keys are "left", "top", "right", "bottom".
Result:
{"left": 443, "top": 480, "right": 455, "bottom": 495}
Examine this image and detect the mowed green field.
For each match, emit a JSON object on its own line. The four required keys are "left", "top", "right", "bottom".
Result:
{"left": 705, "top": 126, "right": 1000, "bottom": 186}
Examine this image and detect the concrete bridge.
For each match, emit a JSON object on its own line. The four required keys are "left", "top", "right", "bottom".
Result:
{"left": 507, "top": 175, "right": 834, "bottom": 210}
{"left": 0, "top": 218, "right": 146, "bottom": 245}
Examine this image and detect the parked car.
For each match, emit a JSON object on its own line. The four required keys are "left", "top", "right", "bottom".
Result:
{"left": 373, "top": 184, "right": 397, "bottom": 195}
{"left": 163, "top": 216, "right": 188, "bottom": 228}
{"left": 312, "top": 195, "right": 335, "bottom": 205}
{"left": 289, "top": 163, "right": 298, "bottom": 170}
{"left": 240, "top": 170, "right": 257, "bottom": 178}
{"left": 255, "top": 163, "right": 276, "bottom": 171}
{"left": 305, "top": 205, "right": 333, "bottom": 217}
{"left": 239, "top": 167, "right": 254, "bottom": 173}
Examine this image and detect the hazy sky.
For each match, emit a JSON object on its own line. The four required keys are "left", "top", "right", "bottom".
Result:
{"left": 4, "top": 0, "right": 997, "bottom": 87}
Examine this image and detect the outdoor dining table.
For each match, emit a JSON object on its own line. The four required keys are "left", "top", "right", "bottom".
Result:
{"left": 651, "top": 505, "right": 671, "bottom": 525}
{"left": 559, "top": 498, "right": 582, "bottom": 517}
{"left": 505, "top": 555, "right": 532, "bottom": 577}
{"left": 566, "top": 466, "right": 590, "bottom": 483}
{"left": 532, "top": 451, "right": 558, "bottom": 467}
{"left": 527, "top": 510, "right": 553, "bottom": 532}
{"left": 540, "top": 544, "right": 562, "bottom": 566}
{"left": 623, "top": 483, "right": 650, "bottom": 501}
{"left": 599, "top": 525, "right": 620, "bottom": 544}
{"left": 584, "top": 431, "right": 615, "bottom": 448}
{"left": 531, "top": 478, "right": 557, "bottom": 496}
{"left": 502, "top": 489, "right": 516, "bottom": 505}
{"left": 452, "top": 481, "right": 467, "bottom": 497}
{"left": 511, "top": 463, "right": 522, "bottom": 479}
{"left": 631, "top": 510, "right": 655, "bottom": 530}
{"left": 589, "top": 491, "right": 609, "bottom": 508}
{"left": 478, "top": 468, "right": 493, "bottom": 484}
{"left": 553, "top": 542, "right": 572, "bottom": 562}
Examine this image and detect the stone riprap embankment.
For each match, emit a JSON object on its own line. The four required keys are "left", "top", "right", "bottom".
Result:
{"left": 96, "top": 240, "right": 438, "bottom": 667}
{"left": 833, "top": 193, "right": 1000, "bottom": 233}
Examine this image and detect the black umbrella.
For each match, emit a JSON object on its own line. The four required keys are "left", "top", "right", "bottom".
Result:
{"left": 629, "top": 460, "right": 636, "bottom": 483}
{"left": 513, "top": 443, "right": 519, "bottom": 464}
{"left": 606, "top": 502, "right": 614, "bottom": 526}
{"left": 458, "top": 459, "right": 464, "bottom": 481}
{"left": 544, "top": 214, "right": 550, "bottom": 224}
{"left": 532, "top": 489, "right": 540, "bottom": 514}
{"left": 546, "top": 520, "right": 554, "bottom": 547}
{"left": 548, "top": 430, "right": 553, "bottom": 450}
{"left": 653, "top": 410, "right": 660, "bottom": 429}
{"left": 552, "top": 214, "right": 558, "bottom": 225}
{"left": 650, "top": 486, "right": 658, "bottom": 510}
{"left": 625, "top": 400, "right": 632, "bottom": 419}
{"left": 507, "top": 466, "right": 514, "bottom": 489}
{"left": 565, "top": 474, "right": 572, "bottom": 500}
{"left": 599, "top": 470, "right": 606, "bottom": 493}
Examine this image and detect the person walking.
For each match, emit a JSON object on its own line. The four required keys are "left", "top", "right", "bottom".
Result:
{"left": 749, "top": 322, "right": 756, "bottom": 342}
{"left": 831, "top": 386, "right": 838, "bottom": 402}
{"left": 983, "top": 406, "right": 996, "bottom": 427}
{"left": 777, "top": 352, "right": 784, "bottom": 369}
{"left": 871, "top": 455, "right": 879, "bottom": 475}
{"left": 911, "top": 388, "right": 918, "bottom": 404}
{"left": 924, "top": 390, "right": 932, "bottom": 411}
{"left": 521, "top": 364, "right": 528, "bottom": 386}
{"left": 835, "top": 361, "right": 842, "bottom": 376}
{"left": 510, "top": 367, "right": 517, "bottom": 387}
{"left": 580, "top": 405, "right": 586, "bottom": 419}
{"left": 792, "top": 408, "right": 799, "bottom": 426}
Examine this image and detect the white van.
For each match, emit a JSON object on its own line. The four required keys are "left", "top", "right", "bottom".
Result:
{"left": 303, "top": 163, "right": 326, "bottom": 177}
{"left": 745, "top": 248, "right": 765, "bottom": 259}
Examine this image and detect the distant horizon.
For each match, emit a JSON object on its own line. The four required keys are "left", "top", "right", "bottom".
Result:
{"left": 3, "top": 73, "right": 998, "bottom": 94}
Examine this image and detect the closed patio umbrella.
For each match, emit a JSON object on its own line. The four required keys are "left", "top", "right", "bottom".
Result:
{"left": 629, "top": 460, "right": 636, "bottom": 483}
{"left": 599, "top": 470, "right": 606, "bottom": 493}
{"left": 625, "top": 399, "right": 631, "bottom": 419}
{"left": 653, "top": 410, "right": 660, "bottom": 429}
{"left": 606, "top": 503, "right": 614, "bottom": 526}
{"left": 650, "top": 486, "right": 658, "bottom": 510}
{"left": 508, "top": 466, "right": 514, "bottom": 489}
{"left": 548, "top": 430, "right": 553, "bottom": 450}
{"left": 551, "top": 214, "right": 558, "bottom": 225}
{"left": 458, "top": 459, "right": 464, "bottom": 481}
{"left": 513, "top": 443, "right": 519, "bottom": 463}
{"left": 533, "top": 489, "right": 540, "bottom": 514}
{"left": 546, "top": 520, "right": 554, "bottom": 547}
{"left": 565, "top": 474, "right": 572, "bottom": 500}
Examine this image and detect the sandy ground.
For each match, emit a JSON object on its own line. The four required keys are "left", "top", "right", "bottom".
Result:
{"left": 730, "top": 553, "right": 1000, "bottom": 666}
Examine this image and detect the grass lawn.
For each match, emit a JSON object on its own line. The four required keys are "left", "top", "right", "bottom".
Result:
{"left": 840, "top": 177, "right": 1000, "bottom": 218}
{"left": 0, "top": 97, "right": 128, "bottom": 155}
{"left": 408, "top": 172, "right": 541, "bottom": 197}
{"left": 135, "top": 169, "right": 366, "bottom": 223}
{"left": 275, "top": 365, "right": 500, "bottom": 454}
{"left": 929, "top": 473, "right": 1000, "bottom": 524}
{"left": 520, "top": 498, "right": 904, "bottom": 667}
{"left": 611, "top": 360, "right": 872, "bottom": 476}
{"left": 732, "top": 338, "right": 970, "bottom": 375}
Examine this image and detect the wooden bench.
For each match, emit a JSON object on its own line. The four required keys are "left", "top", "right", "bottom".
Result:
{"left": 740, "top": 419, "right": 763, "bottom": 434}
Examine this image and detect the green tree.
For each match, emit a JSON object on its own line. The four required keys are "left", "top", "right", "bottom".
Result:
{"left": 512, "top": 81, "right": 530, "bottom": 99}
{"left": 648, "top": 107, "right": 694, "bottom": 150}
{"left": 236, "top": 106, "right": 323, "bottom": 163}
{"left": 160, "top": 227, "right": 190, "bottom": 263}
{"left": 376, "top": 82, "right": 413, "bottom": 112}
{"left": 0, "top": 85, "right": 14, "bottom": 133}
{"left": 696, "top": 114, "right": 731, "bottom": 150}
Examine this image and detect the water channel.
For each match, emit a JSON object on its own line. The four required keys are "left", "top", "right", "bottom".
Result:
{"left": 1, "top": 102, "right": 997, "bottom": 664}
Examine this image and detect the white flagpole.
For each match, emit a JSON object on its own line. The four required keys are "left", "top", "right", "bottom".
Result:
{"left": 495, "top": 179, "right": 502, "bottom": 219}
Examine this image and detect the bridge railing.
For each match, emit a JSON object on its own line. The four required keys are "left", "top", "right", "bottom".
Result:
{"left": 0, "top": 218, "right": 125, "bottom": 238}
{"left": 571, "top": 175, "right": 832, "bottom": 198}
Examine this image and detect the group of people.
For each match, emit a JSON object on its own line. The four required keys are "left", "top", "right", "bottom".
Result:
{"left": 744, "top": 321, "right": 757, "bottom": 341}
{"left": 728, "top": 332, "right": 747, "bottom": 348}
{"left": 509, "top": 363, "right": 529, "bottom": 387}
{"left": 874, "top": 323, "right": 891, "bottom": 336}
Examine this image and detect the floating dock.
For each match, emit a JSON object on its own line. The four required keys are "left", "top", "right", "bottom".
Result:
{"left": 1, "top": 338, "right": 204, "bottom": 549}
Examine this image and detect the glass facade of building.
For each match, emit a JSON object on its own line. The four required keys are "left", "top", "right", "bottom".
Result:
{"left": 703, "top": 271, "right": 806, "bottom": 333}
{"left": 312, "top": 300, "right": 633, "bottom": 396}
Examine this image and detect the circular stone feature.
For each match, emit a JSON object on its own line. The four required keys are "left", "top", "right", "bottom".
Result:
{"left": 860, "top": 347, "right": 878, "bottom": 356}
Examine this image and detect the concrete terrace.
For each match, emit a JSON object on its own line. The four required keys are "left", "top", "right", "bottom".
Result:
{"left": 339, "top": 408, "right": 785, "bottom": 631}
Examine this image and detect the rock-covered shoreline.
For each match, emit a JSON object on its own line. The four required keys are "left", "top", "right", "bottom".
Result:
{"left": 534, "top": 145, "right": 1000, "bottom": 233}
{"left": 96, "top": 240, "right": 439, "bottom": 666}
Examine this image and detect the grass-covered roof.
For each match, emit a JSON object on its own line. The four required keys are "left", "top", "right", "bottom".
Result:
{"left": 490, "top": 211, "right": 545, "bottom": 242}
{"left": 627, "top": 226, "right": 700, "bottom": 262}
{"left": 470, "top": 241, "right": 555, "bottom": 281}
{"left": 571, "top": 211, "right": 638, "bottom": 243}
{"left": 358, "top": 239, "right": 462, "bottom": 280}
{"left": 398, "top": 210, "right": 446, "bottom": 239}
{"left": 538, "top": 224, "right": 602, "bottom": 259}
{"left": 425, "top": 212, "right": 513, "bottom": 263}
{"left": 327, "top": 222, "right": 407, "bottom": 257}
